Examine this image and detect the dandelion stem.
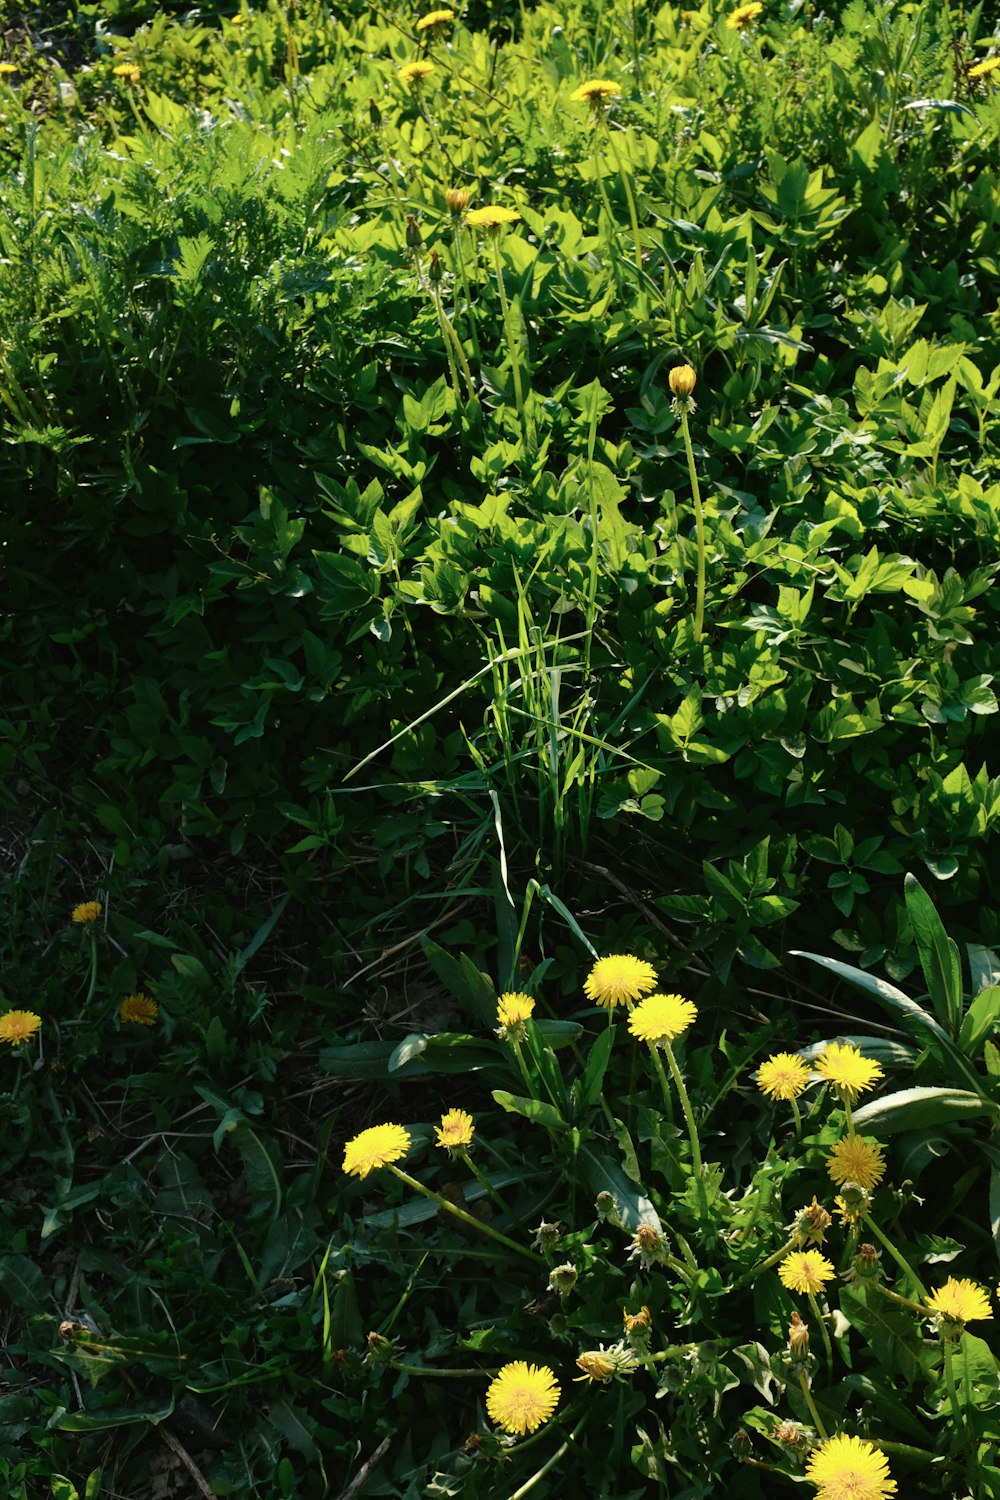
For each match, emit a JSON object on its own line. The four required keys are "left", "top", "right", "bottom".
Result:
{"left": 604, "top": 126, "right": 644, "bottom": 277}
{"left": 677, "top": 403, "right": 706, "bottom": 641}
{"left": 798, "top": 1368, "right": 828, "bottom": 1440}
{"left": 868, "top": 1281, "right": 926, "bottom": 1319}
{"left": 843, "top": 1094, "right": 855, "bottom": 1138}
{"left": 455, "top": 1147, "right": 529, "bottom": 1235}
{"left": 83, "top": 930, "right": 99, "bottom": 1008}
{"left": 508, "top": 1036, "right": 538, "bottom": 1100}
{"left": 807, "top": 1290, "right": 834, "bottom": 1378}
{"left": 731, "top": 1234, "right": 801, "bottom": 1290}
{"left": 392, "top": 1361, "right": 490, "bottom": 1378}
{"left": 790, "top": 1097, "right": 803, "bottom": 1138}
{"left": 490, "top": 235, "right": 525, "bottom": 416}
{"left": 387, "top": 1164, "right": 539, "bottom": 1264}
{"left": 451, "top": 225, "right": 482, "bottom": 361}
{"left": 861, "top": 1214, "right": 928, "bottom": 1298}
{"left": 508, "top": 1410, "right": 590, "bottom": 1500}
{"left": 661, "top": 1038, "right": 710, "bottom": 1222}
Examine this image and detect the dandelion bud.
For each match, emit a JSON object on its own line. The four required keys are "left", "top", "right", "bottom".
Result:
{"left": 773, "top": 1420, "right": 807, "bottom": 1452}
{"left": 365, "top": 1331, "right": 395, "bottom": 1363}
{"left": 850, "top": 1244, "right": 881, "bottom": 1283}
{"left": 668, "top": 364, "right": 697, "bottom": 398}
{"left": 445, "top": 187, "right": 470, "bottom": 216}
{"left": 787, "top": 1310, "right": 810, "bottom": 1361}
{"left": 532, "top": 1220, "right": 564, "bottom": 1252}
{"left": 405, "top": 214, "right": 423, "bottom": 250}
{"left": 369, "top": 96, "right": 383, "bottom": 128}
{"left": 833, "top": 1182, "right": 869, "bottom": 1225}
{"left": 731, "top": 1429, "right": 753, "bottom": 1460}
{"left": 547, "top": 1262, "right": 578, "bottom": 1297}
{"left": 575, "top": 1350, "right": 614, "bottom": 1384}
{"left": 626, "top": 1221, "right": 670, "bottom": 1268}
{"left": 794, "top": 1197, "right": 832, "bottom": 1246}
{"left": 428, "top": 249, "right": 444, "bottom": 283}
{"left": 623, "top": 1306, "right": 651, "bottom": 1347}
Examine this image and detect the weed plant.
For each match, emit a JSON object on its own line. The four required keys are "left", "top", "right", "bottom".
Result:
{"left": 1, "top": 0, "right": 1000, "bottom": 1492}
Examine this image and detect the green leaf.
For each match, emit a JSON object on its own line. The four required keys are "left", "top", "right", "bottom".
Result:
{"left": 959, "top": 986, "right": 1000, "bottom": 1055}
{"left": 581, "top": 1025, "right": 615, "bottom": 1108}
{"left": 491, "top": 1090, "right": 569, "bottom": 1132}
{"left": 580, "top": 1145, "right": 660, "bottom": 1234}
{"left": 852, "top": 1087, "right": 997, "bottom": 1135}
{"left": 421, "top": 939, "right": 496, "bottom": 1024}
{"left": 905, "top": 873, "right": 963, "bottom": 1034}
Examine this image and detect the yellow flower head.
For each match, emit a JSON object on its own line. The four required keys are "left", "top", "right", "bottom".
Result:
{"left": 342, "top": 1122, "right": 412, "bottom": 1179}
{"left": 827, "top": 1135, "right": 886, "bottom": 1192}
{"left": 757, "top": 1051, "right": 809, "bottom": 1100}
{"left": 726, "top": 1, "right": 763, "bottom": 29}
{"left": 0, "top": 1010, "right": 42, "bottom": 1047}
{"left": 72, "top": 901, "right": 102, "bottom": 924}
{"left": 569, "top": 78, "right": 622, "bottom": 104}
{"left": 668, "top": 364, "right": 697, "bottom": 397}
{"left": 398, "top": 59, "right": 436, "bottom": 86}
{"left": 112, "top": 63, "right": 142, "bottom": 82}
{"left": 814, "top": 1041, "right": 884, "bottom": 1102}
{"left": 464, "top": 205, "right": 521, "bottom": 235}
{"left": 435, "top": 1108, "right": 474, "bottom": 1149}
{"left": 119, "top": 992, "right": 158, "bottom": 1026}
{"left": 627, "top": 992, "right": 697, "bottom": 1044}
{"left": 925, "top": 1277, "right": 993, "bottom": 1325}
{"left": 778, "top": 1249, "right": 836, "bottom": 1295}
{"left": 229, "top": 12, "right": 247, "bottom": 22}
{"left": 969, "top": 56, "right": 1000, "bottom": 80}
{"left": 805, "top": 1433, "right": 897, "bottom": 1500}
{"left": 416, "top": 8, "right": 455, "bottom": 30}
{"left": 574, "top": 1350, "right": 614, "bottom": 1384}
{"left": 497, "top": 991, "right": 534, "bottom": 1027}
{"left": 583, "top": 954, "right": 658, "bottom": 1010}
{"left": 788, "top": 1310, "right": 810, "bottom": 1358}
{"left": 0, "top": 62, "right": 19, "bottom": 74}
{"left": 486, "top": 1361, "right": 560, "bottom": 1434}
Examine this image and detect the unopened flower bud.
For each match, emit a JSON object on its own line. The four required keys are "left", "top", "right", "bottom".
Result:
{"left": 834, "top": 1182, "right": 870, "bottom": 1225}
{"left": 623, "top": 1305, "right": 651, "bottom": 1337}
{"left": 365, "top": 1331, "right": 394, "bottom": 1362}
{"left": 532, "top": 1220, "right": 563, "bottom": 1253}
{"left": 794, "top": 1197, "right": 832, "bottom": 1246}
{"left": 731, "top": 1428, "right": 753, "bottom": 1460}
{"left": 369, "top": 96, "right": 383, "bottom": 128}
{"left": 445, "top": 187, "right": 470, "bottom": 216}
{"left": 595, "top": 1190, "right": 617, "bottom": 1221}
{"left": 787, "top": 1310, "right": 810, "bottom": 1361}
{"left": 773, "top": 1420, "right": 807, "bottom": 1451}
{"left": 626, "top": 1222, "right": 670, "bottom": 1268}
{"left": 575, "top": 1350, "right": 614, "bottom": 1384}
{"left": 668, "top": 363, "right": 697, "bottom": 398}
{"left": 547, "top": 1262, "right": 578, "bottom": 1297}
{"left": 405, "top": 214, "right": 423, "bottom": 250}
{"left": 429, "top": 249, "right": 443, "bottom": 283}
{"left": 843, "top": 1242, "right": 881, "bottom": 1286}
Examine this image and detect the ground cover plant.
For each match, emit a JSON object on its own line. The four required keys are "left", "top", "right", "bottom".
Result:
{"left": 2, "top": 0, "right": 1000, "bottom": 1492}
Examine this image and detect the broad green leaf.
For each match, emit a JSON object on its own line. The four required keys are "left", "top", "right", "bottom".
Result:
{"left": 492, "top": 1090, "right": 569, "bottom": 1133}
{"left": 959, "top": 986, "right": 1000, "bottom": 1055}
{"left": 852, "top": 1086, "right": 997, "bottom": 1135}
{"left": 905, "top": 873, "right": 963, "bottom": 1034}
{"left": 581, "top": 1024, "right": 615, "bottom": 1108}
{"left": 580, "top": 1146, "right": 660, "bottom": 1234}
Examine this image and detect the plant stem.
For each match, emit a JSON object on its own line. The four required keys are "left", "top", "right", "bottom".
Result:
{"left": 861, "top": 1214, "right": 928, "bottom": 1298}
{"left": 84, "top": 930, "right": 99, "bottom": 1007}
{"left": 451, "top": 225, "right": 482, "bottom": 362}
{"left": 490, "top": 234, "right": 525, "bottom": 416}
{"left": 661, "top": 1038, "right": 710, "bottom": 1222}
{"left": 392, "top": 1361, "right": 490, "bottom": 1378}
{"left": 508, "top": 1411, "right": 590, "bottom": 1500}
{"left": 677, "top": 403, "right": 706, "bottom": 640}
{"left": 456, "top": 1147, "right": 529, "bottom": 1234}
{"left": 790, "top": 1097, "right": 803, "bottom": 1138}
{"left": 604, "top": 126, "right": 644, "bottom": 276}
{"left": 508, "top": 1036, "right": 538, "bottom": 1100}
{"left": 807, "top": 1290, "right": 834, "bottom": 1378}
{"left": 798, "top": 1368, "right": 828, "bottom": 1440}
{"left": 387, "top": 1164, "right": 539, "bottom": 1264}
{"left": 731, "top": 1234, "right": 801, "bottom": 1290}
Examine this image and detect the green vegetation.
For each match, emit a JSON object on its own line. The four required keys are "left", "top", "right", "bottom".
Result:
{"left": 2, "top": 0, "right": 1000, "bottom": 1493}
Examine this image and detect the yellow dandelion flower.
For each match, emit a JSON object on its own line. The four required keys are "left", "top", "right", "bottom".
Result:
{"left": 805, "top": 1433, "right": 897, "bottom": 1500}
{"left": 112, "top": 63, "right": 141, "bottom": 82}
{"left": 416, "top": 8, "right": 455, "bottom": 30}
{"left": 668, "top": 364, "right": 697, "bottom": 398}
{"left": 72, "top": 901, "right": 102, "bottom": 924}
{"left": 583, "top": 954, "right": 658, "bottom": 1010}
{"left": 486, "top": 1362, "right": 560, "bottom": 1434}
{"left": 342, "top": 1122, "right": 412, "bottom": 1179}
{"left": 0, "top": 1010, "right": 42, "bottom": 1047}
{"left": 119, "top": 992, "right": 158, "bottom": 1026}
{"left": 826, "top": 1135, "right": 886, "bottom": 1192}
{"left": 398, "top": 59, "right": 435, "bottom": 86}
{"left": 229, "top": 12, "right": 247, "bottom": 22}
{"left": 497, "top": 992, "right": 535, "bottom": 1028}
{"left": 726, "top": 1, "right": 764, "bottom": 29}
{"left": 925, "top": 1277, "right": 993, "bottom": 1325}
{"left": 628, "top": 992, "right": 697, "bottom": 1044}
{"left": 623, "top": 1305, "right": 651, "bottom": 1335}
{"left": 435, "top": 1108, "right": 474, "bottom": 1149}
{"left": 814, "top": 1041, "right": 884, "bottom": 1101}
{"left": 464, "top": 205, "right": 522, "bottom": 234}
{"left": 0, "top": 62, "right": 19, "bottom": 74}
{"left": 778, "top": 1249, "right": 836, "bottom": 1295}
{"left": 569, "top": 78, "right": 622, "bottom": 104}
{"left": 757, "top": 1051, "right": 810, "bottom": 1100}
{"left": 969, "top": 56, "right": 1000, "bottom": 80}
